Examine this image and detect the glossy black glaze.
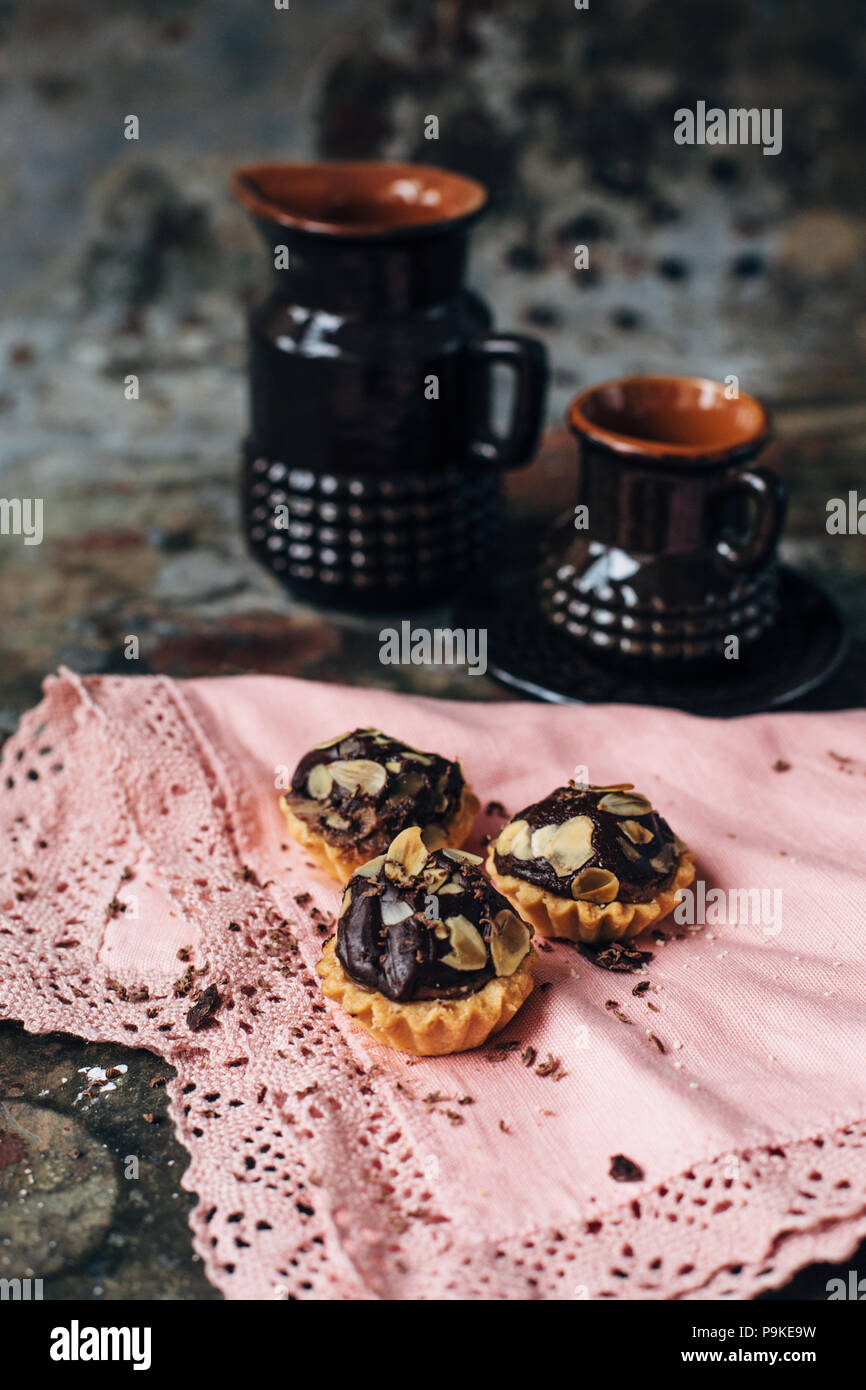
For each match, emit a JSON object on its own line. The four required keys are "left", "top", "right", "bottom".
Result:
{"left": 540, "top": 388, "right": 788, "bottom": 663}
{"left": 238, "top": 189, "right": 548, "bottom": 609}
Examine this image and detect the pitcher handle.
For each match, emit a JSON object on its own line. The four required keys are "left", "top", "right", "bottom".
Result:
{"left": 466, "top": 334, "right": 548, "bottom": 469}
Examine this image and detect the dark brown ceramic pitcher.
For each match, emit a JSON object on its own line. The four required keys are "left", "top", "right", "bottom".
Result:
{"left": 539, "top": 375, "right": 787, "bottom": 662}
{"left": 233, "top": 160, "right": 548, "bottom": 609}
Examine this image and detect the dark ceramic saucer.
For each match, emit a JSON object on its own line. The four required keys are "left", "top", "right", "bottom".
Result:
{"left": 460, "top": 565, "right": 847, "bottom": 716}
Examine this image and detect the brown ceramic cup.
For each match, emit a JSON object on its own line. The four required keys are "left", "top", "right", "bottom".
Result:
{"left": 539, "top": 375, "right": 787, "bottom": 662}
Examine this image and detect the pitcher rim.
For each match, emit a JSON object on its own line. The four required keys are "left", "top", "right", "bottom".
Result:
{"left": 231, "top": 159, "right": 488, "bottom": 239}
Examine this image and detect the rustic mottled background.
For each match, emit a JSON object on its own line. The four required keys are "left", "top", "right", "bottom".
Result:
{"left": 1, "top": 0, "right": 865, "bottom": 722}
{"left": 1, "top": 0, "right": 865, "bottom": 1298}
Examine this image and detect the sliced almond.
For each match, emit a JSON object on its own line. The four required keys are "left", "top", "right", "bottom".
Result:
{"left": 621, "top": 819, "right": 654, "bottom": 845}
{"left": 403, "top": 750, "right": 433, "bottom": 765}
{"left": 441, "top": 915, "right": 488, "bottom": 971}
{"left": 650, "top": 848, "right": 676, "bottom": 873}
{"left": 384, "top": 859, "right": 411, "bottom": 885}
{"left": 354, "top": 854, "right": 386, "bottom": 879}
{"left": 325, "top": 812, "right": 351, "bottom": 830}
{"left": 421, "top": 823, "right": 448, "bottom": 851}
{"left": 495, "top": 818, "right": 533, "bottom": 860}
{"left": 307, "top": 763, "right": 333, "bottom": 800}
{"left": 598, "top": 791, "right": 652, "bottom": 817}
{"left": 422, "top": 865, "right": 450, "bottom": 893}
{"left": 313, "top": 731, "right": 354, "bottom": 750}
{"left": 438, "top": 880, "right": 463, "bottom": 894}
{"left": 490, "top": 909, "right": 531, "bottom": 977}
{"left": 617, "top": 835, "right": 641, "bottom": 862}
{"left": 385, "top": 760, "right": 402, "bottom": 774}
{"left": 381, "top": 900, "right": 414, "bottom": 926}
{"left": 534, "top": 816, "right": 594, "bottom": 877}
{"left": 330, "top": 759, "right": 387, "bottom": 797}
{"left": 339, "top": 888, "right": 351, "bottom": 917}
{"left": 387, "top": 769, "right": 426, "bottom": 802}
{"left": 571, "top": 866, "right": 620, "bottom": 903}
{"left": 573, "top": 781, "right": 634, "bottom": 793}
{"left": 443, "top": 847, "right": 482, "bottom": 866}
{"left": 386, "top": 826, "right": 429, "bottom": 877}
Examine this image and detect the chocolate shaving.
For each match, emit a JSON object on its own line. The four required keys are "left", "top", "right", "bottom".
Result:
{"left": 610, "top": 1153, "right": 644, "bottom": 1182}
{"left": 520, "top": 1045, "right": 537, "bottom": 1068}
{"left": 535, "top": 1053, "right": 568, "bottom": 1081}
{"left": 647, "top": 1032, "right": 665, "bottom": 1053}
{"left": 577, "top": 940, "right": 653, "bottom": 973}
{"left": 604, "top": 1000, "right": 632, "bottom": 1024}
{"left": 484, "top": 800, "right": 507, "bottom": 818}
{"left": 632, "top": 981, "right": 650, "bottom": 996}
{"left": 186, "top": 984, "right": 222, "bottom": 1032}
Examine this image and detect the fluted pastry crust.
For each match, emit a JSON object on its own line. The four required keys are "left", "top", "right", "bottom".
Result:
{"left": 485, "top": 846, "right": 696, "bottom": 944}
{"left": 317, "top": 937, "right": 536, "bottom": 1055}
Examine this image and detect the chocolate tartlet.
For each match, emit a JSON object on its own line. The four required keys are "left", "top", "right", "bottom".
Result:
{"left": 317, "top": 826, "right": 536, "bottom": 1054}
{"left": 280, "top": 728, "right": 479, "bottom": 881}
{"left": 486, "top": 783, "right": 695, "bottom": 943}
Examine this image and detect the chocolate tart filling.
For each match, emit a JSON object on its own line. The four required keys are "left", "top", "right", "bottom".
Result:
{"left": 336, "top": 831, "right": 531, "bottom": 1004}
{"left": 287, "top": 728, "right": 465, "bottom": 855}
{"left": 493, "top": 783, "right": 680, "bottom": 904}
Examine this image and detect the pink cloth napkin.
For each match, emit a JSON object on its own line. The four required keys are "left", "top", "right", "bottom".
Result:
{"left": 2, "top": 668, "right": 866, "bottom": 1300}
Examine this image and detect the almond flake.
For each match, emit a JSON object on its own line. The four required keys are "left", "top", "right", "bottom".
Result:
{"left": 442, "top": 915, "right": 488, "bottom": 971}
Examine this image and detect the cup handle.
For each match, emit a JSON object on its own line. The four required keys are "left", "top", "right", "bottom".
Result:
{"left": 714, "top": 465, "right": 788, "bottom": 573}
{"left": 465, "top": 334, "right": 548, "bottom": 469}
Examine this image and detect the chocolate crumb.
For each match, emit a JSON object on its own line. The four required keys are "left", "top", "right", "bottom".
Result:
{"left": 772, "top": 759, "right": 791, "bottom": 773}
{"left": 647, "top": 1000, "right": 660, "bottom": 1012}
{"left": 173, "top": 965, "right": 195, "bottom": 997}
{"left": 610, "top": 1153, "right": 644, "bottom": 1182}
{"left": 535, "top": 939, "right": 554, "bottom": 953}
{"left": 647, "top": 1032, "right": 665, "bottom": 1053}
{"left": 294, "top": 892, "right": 312, "bottom": 907}
{"left": 535, "top": 1053, "right": 568, "bottom": 1081}
{"left": 142, "top": 1112, "right": 158, "bottom": 1125}
{"left": 105, "top": 897, "right": 127, "bottom": 921}
{"left": 604, "top": 1000, "right": 632, "bottom": 1024}
{"left": 577, "top": 939, "right": 653, "bottom": 973}
{"left": 520, "top": 1045, "right": 537, "bottom": 1068}
{"left": 499, "top": 1119, "right": 511, "bottom": 1134}
{"left": 632, "top": 981, "right": 650, "bottom": 996}
{"left": 444, "top": 1110, "right": 465, "bottom": 1126}
{"left": 186, "top": 984, "right": 222, "bottom": 1032}
{"left": 149, "top": 1076, "right": 167, "bottom": 1089}
{"left": 484, "top": 800, "right": 507, "bottom": 818}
